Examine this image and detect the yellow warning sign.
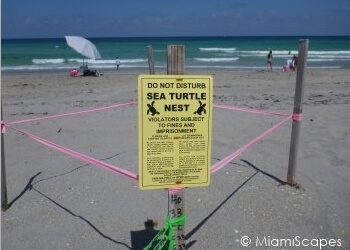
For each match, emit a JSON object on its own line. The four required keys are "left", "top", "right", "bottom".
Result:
{"left": 138, "top": 75, "right": 213, "bottom": 190}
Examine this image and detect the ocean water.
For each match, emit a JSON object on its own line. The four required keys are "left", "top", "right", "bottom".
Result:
{"left": 1, "top": 36, "right": 349, "bottom": 72}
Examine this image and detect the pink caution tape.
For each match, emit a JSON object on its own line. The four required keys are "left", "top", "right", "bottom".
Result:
{"left": 213, "top": 104, "right": 290, "bottom": 117}
{"left": 10, "top": 126, "right": 138, "bottom": 181}
{"left": 211, "top": 115, "right": 293, "bottom": 174}
{"left": 4, "top": 102, "right": 287, "bottom": 129}
{"left": 2, "top": 101, "right": 297, "bottom": 180}
{"left": 292, "top": 113, "right": 303, "bottom": 121}
{"left": 168, "top": 186, "right": 185, "bottom": 194}
{"left": 1, "top": 121, "right": 7, "bottom": 133}
{"left": 4, "top": 101, "right": 137, "bottom": 127}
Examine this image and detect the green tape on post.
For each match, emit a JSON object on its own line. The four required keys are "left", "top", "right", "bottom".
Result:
{"left": 167, "top": 214, "right": 186, "bottom": 250}
{"left": 142, "top": 214, "right": 186, "bottom": 250}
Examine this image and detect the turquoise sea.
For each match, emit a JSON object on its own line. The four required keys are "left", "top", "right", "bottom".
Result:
{"left": 1, "top": 36, "right": 349, "bottom": 72}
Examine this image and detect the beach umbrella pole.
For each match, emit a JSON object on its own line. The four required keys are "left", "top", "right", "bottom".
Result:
{"left": 287, "top": 39, "right": 309, "bottom": 186}
{"left": 167, "top": 45, "right": 186, "bottom": 249}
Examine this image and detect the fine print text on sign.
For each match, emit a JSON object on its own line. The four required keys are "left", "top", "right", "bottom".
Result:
{"left": 138, "top": 75, "right": 213, "bottom": 190}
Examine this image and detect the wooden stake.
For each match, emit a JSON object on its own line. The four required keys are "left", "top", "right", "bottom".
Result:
{"left": 167, "top": 45, "right": 185, "bottom": 75}
{"left": 168, "top": 188, "right": 185, "bottom": 249}
{"left": 147, "top": 45, "right": 155, "bottom": 75}
{"left": 1, "top": 102, "right": 8, "bottom": 211}
{"left": 167, "top": 45, "right": 186, "bottom": 249}
{"left": 287, "top": 39, "right": 309, "bottom": 186}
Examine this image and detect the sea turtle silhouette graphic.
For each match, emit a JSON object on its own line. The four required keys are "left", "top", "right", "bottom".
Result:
{"left": 147, "top": 101, "right": 160, "bottom": 116}
{"left": 194, "top": 101, "right": 206, "bottom": 115}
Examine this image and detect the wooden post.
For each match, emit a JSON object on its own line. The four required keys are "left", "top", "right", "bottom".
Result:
{"left": 147, "top": 45, "right": 155, "bottom": 75}
{"left": 287, "top": 39, "right": 309, "bottom": 186}
{"left": 168, "top": 188, "right": 185, "bottom": 249}
{"left": 167, "top": 45, "right": 186, "bottom": 250}
{"left": 1, "top": 103, "right": 8, "bottom": 211}
{"left": 167, "top": 45, "right": 185, "bottom": 75}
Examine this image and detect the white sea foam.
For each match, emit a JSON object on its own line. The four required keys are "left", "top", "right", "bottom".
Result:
{"left": 120, "top": 59, "right": 148, "bottom": 63}
{"left": 6, "top": 49, "right": 349, "bottom": 73}
{"left": 199, "top": 47, "right": 236, "bottom": 52}
{"left": 2, "top": 65, "right": 73, "bottom": 71}
{"left": 67, "top": 58, "right": 147, "bottom": 64}
{"left": 307, "top": 58, "right": 350, "bottom": 62}
{"left": 231, "top": 50, "right": 350, "bottom": 63}
{"left": 308, "top": 50, "right": 350, "bottom": 55}
{"left": 32, "top": 58, "right": 65, "bottom": 64}
{"left": 236, "top": 50, "right": 350, "bottom": 55}
{"left": 309, "top": 55, "right": 350, "bottom": 58}
{"left": 194, "top": 57, "right": 239, "bottom": 62}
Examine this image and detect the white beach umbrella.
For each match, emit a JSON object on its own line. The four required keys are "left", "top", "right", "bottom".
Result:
{"left": 65, "top": 36, "right": 102, "bottom": 60}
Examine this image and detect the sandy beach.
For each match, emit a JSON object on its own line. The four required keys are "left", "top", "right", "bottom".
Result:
{"left": 1, "top": 68, "right": 350, "bottom": 249}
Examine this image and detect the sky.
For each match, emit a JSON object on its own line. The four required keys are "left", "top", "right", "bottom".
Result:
{"left": 1, "top": 0, "right": 350, "bottom": 39}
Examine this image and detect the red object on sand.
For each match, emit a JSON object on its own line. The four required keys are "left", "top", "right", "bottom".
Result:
{"left": 70, "top": 69, "right": 79, "bottom": 77}
{"left": 283, "top": 65, "right": 291, "bottom": 72}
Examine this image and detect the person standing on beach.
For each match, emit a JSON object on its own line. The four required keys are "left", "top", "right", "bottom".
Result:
{"left": 292, "top": 54, "right": 298, "bottom": 71}
{"left": 267, "top": 50, "right": 273, "bottom": 71}
{"left": 116, "top": 57, "right": 120, "bottom": 70}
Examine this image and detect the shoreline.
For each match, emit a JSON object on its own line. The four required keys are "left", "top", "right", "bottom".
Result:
{"left": 1, "top": 65, "right": 348, "bottom": 76}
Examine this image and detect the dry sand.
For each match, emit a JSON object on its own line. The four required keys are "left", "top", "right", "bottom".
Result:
{"left": 1, "top": 68, "right": 350, "bottom": 249}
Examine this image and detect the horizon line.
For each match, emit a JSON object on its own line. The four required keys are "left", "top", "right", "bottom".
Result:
{"left": 2, "top": 35, "right": 350, "bottom": 40}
